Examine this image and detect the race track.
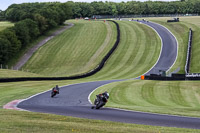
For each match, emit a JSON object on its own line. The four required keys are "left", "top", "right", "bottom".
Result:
{"left": 17, "top": 21, "right": 200, "bottom": 129}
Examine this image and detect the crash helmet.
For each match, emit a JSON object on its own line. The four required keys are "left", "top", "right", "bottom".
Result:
{"left": 105, "top": 91, "right": 109, "bottom": 98}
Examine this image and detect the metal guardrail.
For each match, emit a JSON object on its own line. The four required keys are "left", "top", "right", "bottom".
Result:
{"left": 185, "top": 28, "right": 193, "bottom": 74}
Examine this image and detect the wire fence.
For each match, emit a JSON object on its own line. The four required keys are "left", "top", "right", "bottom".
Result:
{"left": 92, "top": 14, "right": 199, "bottom": 19}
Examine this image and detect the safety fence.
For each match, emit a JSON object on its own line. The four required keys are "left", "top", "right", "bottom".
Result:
{"left": 0, "top": 20, "right": 120, "bottom": 82}
{"left": 185, "top": 28, "right": 193, "bottom": 74}
{"left": 92, "top": 14, "right": 199, "bottom": 19}
{"left": 144, "top": 73, "right": 200, "bottom": 81}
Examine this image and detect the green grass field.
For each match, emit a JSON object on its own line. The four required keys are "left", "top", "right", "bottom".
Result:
{"left": 1, "top": 109, "right": 199, "bottom": 133}
{"left": 0, "top": 21, "right": 14, "bottom": 31}
{"left": 20, "top": 20, "right": 160, "bottom": 80}
{"left": 22, "top": 20, "right": 115, "bottom": 77}
{"left": 0, "top": 80, "right": 199, "bottom": 133}
{"left": 1, "top": 17, "right": 200, "bottom": 132}
{"left": 90, "top": 80, "right": 200, "bottom": 118}
{"left": 86, "top": 20, "right": 161, "bottom": 80}
{"left": 0, "top": 69, "right": 40, "bottom": 78}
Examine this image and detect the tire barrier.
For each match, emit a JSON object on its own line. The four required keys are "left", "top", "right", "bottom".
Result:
{"left": 144, "top": 73, "right": 200, "bottom": 81}
{"left": 0, "top": 20, "right": 120, "bottom": 82}
{"left": 144, "top": 74, "right": 186, "bottom": 80}
{"left": 185, "top": 28, "right": 193, "bottom": 74}
{"left": 167, "top": 18, "right": 179, "bottom": 22}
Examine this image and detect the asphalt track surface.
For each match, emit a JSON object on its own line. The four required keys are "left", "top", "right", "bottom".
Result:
{"left": 17, "top": 21, "right": 200, "bottom": 129}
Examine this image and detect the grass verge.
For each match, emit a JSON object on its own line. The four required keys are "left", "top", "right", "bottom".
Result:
{"left": 1, "top": 109, "right": 199, "bottom": 133}
{"left": 1, "top": 80, "right": 199, "bottom": 132}
{"left": 22, "top": 20, "right": 114, "bottom": 77}
{"left": 90, "top": 80, "right": 200, "bottom": 118}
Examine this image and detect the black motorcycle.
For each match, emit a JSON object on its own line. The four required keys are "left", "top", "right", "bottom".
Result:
{"left": 51, "top": 89, "right": 59, "bottom": 98}
{"left": 91, "top": 95, "right": 108, "bottom": 109}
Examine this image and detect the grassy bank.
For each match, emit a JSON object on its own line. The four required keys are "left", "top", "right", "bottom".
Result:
{"left": 1, "top": 109, "right": 199, "bottom": 133}
{"left": 15, "top": 20, "right": 161, "bottom": 79}
{"left": 89, "top": 20, "right": 161, "bottom": 80}
{"left": 0, "top": 69, "right": 40, "bottom": 78}
{"left": 6, "top": 24, "right": 71, "bottom": 70}
{"left": 90, "top": 80, "right": 200, "bottom": 118}
{"left": 22, "top": 20, "right": 115, "bottom": 77}
{"left": 0, "top": 21, "right": 14, "bottom": 31}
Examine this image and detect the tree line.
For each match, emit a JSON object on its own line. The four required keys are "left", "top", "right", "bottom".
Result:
{"left": 70, "top": 0, "right": 200, "bottom": 18}
{"left": 0, "top": 2, "right": 72, "bottom": 65}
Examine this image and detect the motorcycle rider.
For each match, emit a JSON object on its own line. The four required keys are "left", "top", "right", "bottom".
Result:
{"left": 96, "top": 91, "right": 109, "bottom": 101}
{"left": 52, "top": 85, "right": 60, "bottom": 94}
{"left": 92, "top": 91, "right": 109, "bottom": 109}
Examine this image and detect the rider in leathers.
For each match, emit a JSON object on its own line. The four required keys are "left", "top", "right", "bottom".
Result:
{"left": 96, "top": 91, "right": 109, "bottom": 101}
{"left": 52, "top": 85, "right": 60, "bottom": 94}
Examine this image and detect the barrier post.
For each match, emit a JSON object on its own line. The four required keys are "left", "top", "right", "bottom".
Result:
{"left": 141, "top": 75, "right": 145, "bottom": 80}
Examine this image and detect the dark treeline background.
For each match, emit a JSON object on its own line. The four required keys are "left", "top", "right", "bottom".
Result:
{"left": 0, "top": 0, "right": 200, "bottom": 65}
{"left": 70, "top": 0, "right": 200, "bottom": 18}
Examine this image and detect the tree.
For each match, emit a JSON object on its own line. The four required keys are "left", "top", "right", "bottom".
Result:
{"left": 0, "top": 37, "right": 10, "bottom": 64}
{"left": 14, "top": 20, "right": 30, "bottom": 47}
{"left": 0, "top": 28, "right": 21, "bottom": 58}
{"left": 111, "top": 4, "right": 118, "bottom": 16}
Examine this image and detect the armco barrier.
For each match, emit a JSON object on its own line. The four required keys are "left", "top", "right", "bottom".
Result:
{"left": 144, "top": 74, "right": 186, "bottom": 80}
{"left": 0, "top": 20, "right": 120, "bottom": 82}
{"left": 185, "top": 28, "right": 193, "bottom": 74}
{"left": 144, "top": 73, "right": 200, "bottom": 81}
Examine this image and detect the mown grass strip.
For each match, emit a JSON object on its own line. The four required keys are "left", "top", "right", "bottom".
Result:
{"left": 22, "top": 20, "right": 114, "bottom": 77}
{"left": 90, "top": 20, "right": 161, "bottom": 80}
{"left": 1, "top": 80, "right": 198, "bottom": 132}
{"left": 0, "top": 109, "right": 199, "bottom": 133}
{"left": 90, "top": 80, "right": 200, "bottom": 117}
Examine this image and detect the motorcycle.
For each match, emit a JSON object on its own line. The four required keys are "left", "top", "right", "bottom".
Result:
{"left": 91, "top": 95, "right": 108, "bottom": 109}
{"left": 51, "top": 89, "right": 59, "bottom": 98}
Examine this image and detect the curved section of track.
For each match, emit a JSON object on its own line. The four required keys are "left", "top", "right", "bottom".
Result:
{"left": 17, "top": 21, "right": 200, "bottom": 129}
{"left": 139, "top": 21, "right": 178, "bottom": 75}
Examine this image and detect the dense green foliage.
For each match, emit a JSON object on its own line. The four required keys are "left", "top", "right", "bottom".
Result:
{"left": 0, "top": 10, "right": 5, "bottom": 21}
{"left": 71, "top": 0, "right": 200, "bottom": 18}
{"left": 0, "top": 2, "right": 72, "bottom": 65}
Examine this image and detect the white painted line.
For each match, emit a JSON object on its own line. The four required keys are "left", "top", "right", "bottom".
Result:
{"left": 88, "top": 83, "right": 111, "bottom": 104}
